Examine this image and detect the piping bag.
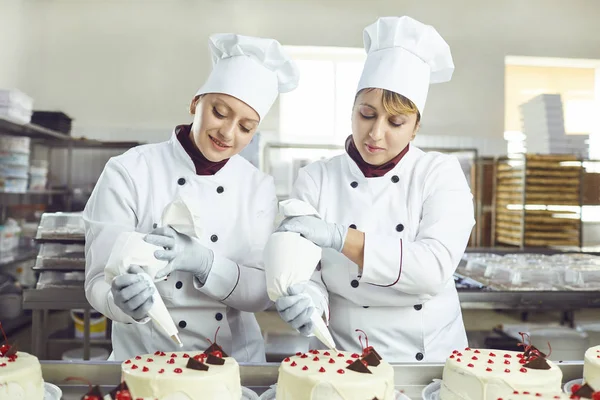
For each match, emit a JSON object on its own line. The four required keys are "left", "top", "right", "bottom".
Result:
{"left": 264, "top": 199, "right": 337, "bottom": 349}
{"left": 105, "top": 196, "right": 203, "bottom": 347}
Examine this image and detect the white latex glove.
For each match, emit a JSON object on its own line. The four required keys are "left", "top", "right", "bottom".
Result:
{"left": 275, "top": 283, "right": 315, "bottom": 336}
{"left": 111, "top": 265, "right": 155, "bottom": 320}
{"left": 277, "top": 215, "right": 348, "bottom": 252}
{"left": 144, "top": 226, "right": 213, "bottom": 283}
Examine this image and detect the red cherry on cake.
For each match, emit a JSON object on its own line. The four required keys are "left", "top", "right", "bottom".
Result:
{"left": 0, "top": 344, "right": 10, "bottom": 356}
{"left": 591, "top": 392, "right": 600, "bottom": 400}
{"left": 572, "top": 384, "right": 582, "bottom": 394}
{"left": 211, "top": 351, "right": 223, "bottom": 358}
{"left": 115, "top": 390, "right": 132, "bottom": 400}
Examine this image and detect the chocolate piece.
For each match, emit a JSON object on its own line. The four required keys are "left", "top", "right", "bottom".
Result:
{"left": 346, "top": 359, "right": 372, "bottom": 374}
{"left": 109, "top": 382, "right": 129, "bottom": 399}
{"left": 368, "top": 347, "right": 382, "bottom": 361}
{"left": 524, "top": 345, "right": 547, "bottom": 359}
{"left": 203, "top": 343, "right": 228, "bottom": 357}
{"left": 362, "top": 351, "right": 381, "bottom": 367}
{"left": 4, "top": 345, "right": 17, "bottom": 357}
{"left": 186, "top": 357, "right": 209, "bottom": 371}
{"left": 574, "top": 383, "right": 595, "bottom": 399}
{"left": 81, "top": 385, "right": 103, "bottom": 399}
{"left": 523, "top": 357, "right": 551, "bottom": 370}
{"left": 206, "top": 354, "right": 225, "bottom": 365}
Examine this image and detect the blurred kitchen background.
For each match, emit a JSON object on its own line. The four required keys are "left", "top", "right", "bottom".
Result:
{"left": 1, "top": 0, "right": 600, "bottom": 363}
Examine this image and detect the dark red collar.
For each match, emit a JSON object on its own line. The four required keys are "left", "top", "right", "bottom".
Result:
{"left": 345, "top": 135, "right": 409, "bottom": 178}
{"left": 175, "top": 124, "right": 229, "bottom": 176}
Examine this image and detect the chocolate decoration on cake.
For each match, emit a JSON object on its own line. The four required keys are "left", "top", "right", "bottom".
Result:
{"left": 4, "top": 342, "right": 17, "bottom": 357}
{"left": 522, "top": 356, "right": 551, "bottom": 370}
{"left": 346, "top": 359, "right": 372, "bottom": 374}
{"left": 524, "top": 345, "right": 547, "bottom": 359}
{"left": 109, "top": 382, "right": 130, "bottom": 399}
{"left": 206, "top": 354, "right": 226, "bottom": 365}
{"left": 362, "top": 351, "right": 381, "bottom": 367}
{"left": 186, "top": 357, "right": 209, "bottom": 371}
{"left": 81, "top": 385, "right": 103, "bottom": 400}
{"left": 574, "top": 383, "right": 595, "bottom": 399}
{"left": 203, "top": 326, "right": 229, "bottom": 357}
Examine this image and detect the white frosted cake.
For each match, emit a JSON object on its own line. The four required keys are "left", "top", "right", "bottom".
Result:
{"left": 584, "top": 346, "right": 600, "bottom": 389}
{"left": 0, "top": 347, "right": 44, "bottom": 399}
{"left": 121, "top": 347, "right": 241, "bottom": 400}
{"left": 439, "top": 348, "right": 562, "bottom": 400}
{"left": 501, "top": 392, "right": 570, "bottom": 400}
{"left": 276, "top": 349, "right": 394, "bottom": 400}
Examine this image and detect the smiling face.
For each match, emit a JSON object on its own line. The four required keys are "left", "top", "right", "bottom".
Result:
{"left": 189, "top": 93, "right": 260, "bottom": 162}
{"left": 351, "top": 88, "right": 421, "bottom": 166}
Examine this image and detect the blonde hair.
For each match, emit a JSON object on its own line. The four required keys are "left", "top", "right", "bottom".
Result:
{"left": 356, "top": 88, "right": 421, "bottom": 125}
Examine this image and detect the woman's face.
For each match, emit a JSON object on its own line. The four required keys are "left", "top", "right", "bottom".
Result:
{"left": 351, "top": 89, "right": 419, "bottom": 166}
{"left": 190, "top": 93, "right": 260, "bottom": 162}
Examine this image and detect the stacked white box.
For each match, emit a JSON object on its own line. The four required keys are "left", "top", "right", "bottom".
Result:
{"left": 0, "top": 136, "right": 30, "bottom": 192}
{"left": 519, "top": 94, "right": 589, "bottom": 158}
{"left": 0, "top": 89, "right": 33, "bottom": 124}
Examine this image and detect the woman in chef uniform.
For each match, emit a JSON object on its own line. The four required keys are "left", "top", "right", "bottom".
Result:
{"left": 84, "top": 33, "right": 299, "bottom": 361}
{"left": 275, "top": 16, "right": 474, "bottom": 362}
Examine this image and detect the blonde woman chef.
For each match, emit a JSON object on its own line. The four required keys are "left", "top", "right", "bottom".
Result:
{"left": 275, "top": 16, "right": 474, "bottom": 362}
{"left": 84, "top": 33, "right": 299, "bottom": 361}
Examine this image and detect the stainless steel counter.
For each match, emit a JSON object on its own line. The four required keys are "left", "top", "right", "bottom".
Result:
{"left": 41, "top": 361, "right": 584, "bottom": 400}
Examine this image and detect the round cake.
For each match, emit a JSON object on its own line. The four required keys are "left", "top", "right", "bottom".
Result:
{"left": 276, "top": 349, "right": 395, "bottom": 400}
{"left": 500, "top": 392, "right": 570, "bottom": 400}
{"left": 0, "top": 348, "right": 44, "bottom": 399}
{"left": 121, "top": 348, "right": 241, "bottom": 400}
{"left": 439, "top": 347, "right": 562, "bottom": 400}
{"left": 584, "top": 346, "right": 600, "bottom": 389}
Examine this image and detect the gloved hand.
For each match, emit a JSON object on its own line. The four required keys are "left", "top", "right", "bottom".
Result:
{"left": 144, "top": 226, "right": 214, "bottom": 283}
{"left": 275, "top": 283, "right": 315, "bottom": 336}
{"left": 277, "top": 215, "right": 348, "bottom": 252}
{"left": 111, "top": 265, "right": 155, "bottom": 321}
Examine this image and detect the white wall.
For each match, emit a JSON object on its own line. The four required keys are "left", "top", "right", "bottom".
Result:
{"left": 8, "top": 0, "right": 600, "bottom": 148}
{"left": 0, "top": 0, "right": 24, "bottom": 89}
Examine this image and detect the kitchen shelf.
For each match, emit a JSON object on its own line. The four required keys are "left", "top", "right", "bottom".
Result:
{"left": 0, "top": 245, "right": 39, "bottom": 267}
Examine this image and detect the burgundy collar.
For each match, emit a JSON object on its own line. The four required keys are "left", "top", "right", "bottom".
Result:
{"left": 345, "top": 135, "right": 409, "bottom": 178}
{"left": 175, "top": 124, "right": 229, "bottom": 176}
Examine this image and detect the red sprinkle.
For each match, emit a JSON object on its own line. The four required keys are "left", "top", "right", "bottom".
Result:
{"left": 311, "top": 350, "right": 320, "bottom": 354}
{"left": 467, "top": 363, "right": 474, "bottom": 368}
{"left": 351, "top": 353, "right": 360, "bottom": 358}
{"left": 329, "top": 358, "right": 335, "bottom": 364}
{"left": 346, "top": 360, "right": 353, "bottom": 364}
{"left": 536, "top": 394, "right": 542, "bottom": 397}
{"left": 452, "top": 350, "right": 459, "bottom": 354}
{"left": 296, "top": 352, "right": 302, "bottom": 356}
{"left": 486, "top": 367, "right": 492, "bottom": 372}
{"left": 517, "top": 354, "right": 524, "bottom": 359}
{"left": 465, "top": 347, "right": 471, "bottom": 351}
{"left": 514, "top": 392, "right": 519, "bottom": 395}
{"left": 504, "top": 354, "right": 512, "bottom": 358}
{"left": 301, "top": 354, "right": 308, "bottom": 359}
{"left": 488, "top": 360, "right": 494, "bottom": 364}
{"left": 284, "top": 357, "right": 291, "bottom": 362}
{"left": 457, "top": 352, "right": 463, "bottom": 356}
{"left": 131, "top": 365, "right": 138, "bottom": 370}
{"left": 474, "top": 350, "right": 481, "bottom": 354}
{"left": 174, "top": 368, "right": 182, "bottom": 374}
{"left": 571, "top": 385, "right": 582, "bottom": 394}
{"left": 504, "top": 369, "right": 510, "bottom": 373}
{"left": 142, "top": 366, "right": 149, "bottom": 372}
{"left": 170, "top": 354, "right": 177, "bottom": 358}
{"left": 313, "top": 357, "right": 319, "bottom": 361}
{"left": 450, "top": 355, "right": 455, "bottom": 359}
{"left": 167, "top": 359, "right": 175, "bottom": 364}
{"left": 0, "top": 363, "right": 5, "bottom": 367}
{"left": 472, "top": 356, "right": 478, "bottom": 360}
{"left": 147, "top": 358, "right": 154, "bottom": 362}
{"left": 324, "top": 352, "right": 331, "bottom": 356}
{"left": 135, "top": 356, "right": 141, "bottom": 360}
{"left": 519, "top": 359, "right": 527, "bottom": 364}
{"left": 319, "top": 367, "right": 326, "bottom": 373}
{"left": 489, "top": 352, "right": 496, "bottom": 357}
{"left": 457, "top": 358, "right": 461, "bottom": 362}
{"left": 338, "top": 353, "right": 345, "bottom": 357}
{"left": 520, "top": 368, "right": 527, "bottom": 373}
{"left": 504, "top": 360, "right": 510, "bottom": 365}
{"left": 154, "top": 351, "right": 161, "bottom": 355}
{"left": 555, "top": 397, "right": 561, "bottom": 399}
{"left": 291, "top": 362, "right": 297, "bottom": 367}
{"left": 158, "top": 369, "right": 164, "bottom": 374}
{"left": 302, "top": 366, "right": 308, "bottom": 371}
{"left": 124, "top": 360, "right": 131, "bottom": 364}
{"left": 183, "top": 354, "right": 190, "bottom": 358}
{"left": 337, "top": 369, "right": 345, "bottom": 374}
{"left": 524, "top": 392, "right": 530, "bottom": 395}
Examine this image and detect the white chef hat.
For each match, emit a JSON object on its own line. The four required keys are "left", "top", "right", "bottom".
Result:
{"left": 356, "top": 16, "right": 454, "bottom": 115}
{"left": 196, "top": 33, "right": 300, "bottom": 121}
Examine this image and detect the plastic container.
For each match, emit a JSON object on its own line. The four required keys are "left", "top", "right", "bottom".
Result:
{"left": 0, "top": 136, "right": 30, "bottom": 154}
{"left": 70, "top": 309, "right": 107, "bottom": 339}
{"left": 0, "top": 163, "right": 29, "bottom": 179}
{"left": 0, "top": 222, "right": 21, "bottom": 251}
{"left": 35, "top": 243, "right": 85, "bottom": 270}
{"left": 564, "top": 265, "right": 600, "bottom": 290}
{"left": 62, "top": 347, "right": 109, "bottom": 361}
{"left": 1, "top": 177, "right": 28, "bottom": 193}
{"left": 36, "top": 212, "right": 85, "bottom": 241}
{"left": 0, "top": 151, "right": 29, "bottom": 166}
